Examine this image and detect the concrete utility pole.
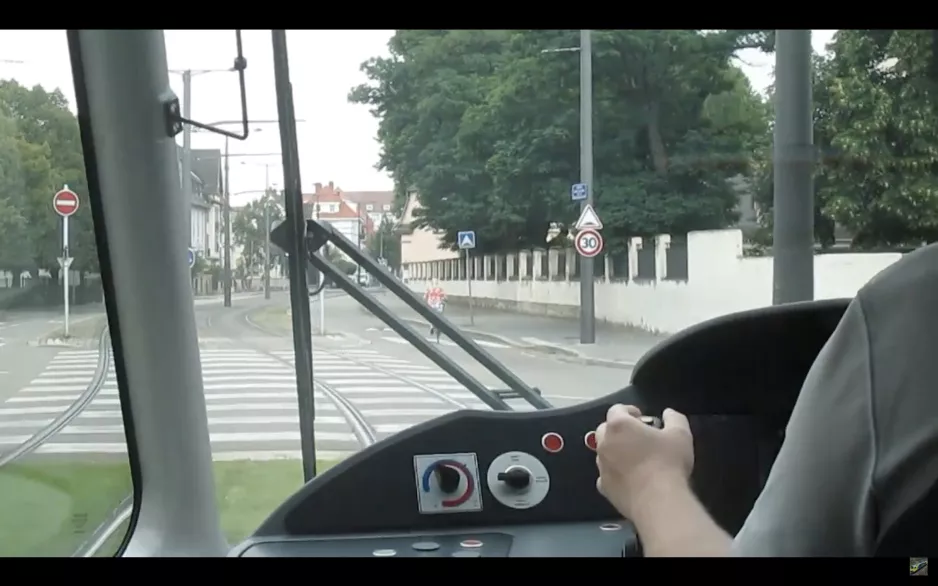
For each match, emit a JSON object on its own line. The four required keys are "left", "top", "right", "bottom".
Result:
{"left": 543, "top": 33, "right": 596, "bottom": 344}
{"left": 192, "top": 117, "right": 301, "bottom": 307}
{"left": 772, "top": 30, "right": 815, "bottom": 305}
{"left": 223, "top": 136, "right": 232, "bottom": 307}
{"left": 578, "top": 29, "right": 596, "bottom": 344}
{"left": 264, "top": 165, "right": 273, "bottom": 300}
{"left": 264, "top": 201, "right": 272, "bottom": 300}
{"left": 171, "top": 68, "right": 232, "bottom": 252}
{"left": 218, "top": 155, "right": 280, "bottom": 306}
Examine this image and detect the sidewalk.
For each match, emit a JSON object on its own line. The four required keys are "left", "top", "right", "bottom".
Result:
{"left": 370, "top": 291, "right": 668, "bottom": 369}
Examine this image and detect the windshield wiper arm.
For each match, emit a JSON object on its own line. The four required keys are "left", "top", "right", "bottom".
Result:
{"left": 269, "top": 218, "right": 553, "bottom": 412}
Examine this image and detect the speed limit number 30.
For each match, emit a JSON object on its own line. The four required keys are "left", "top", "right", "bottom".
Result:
{"left": 574, "top": 229, "right": 603, "bottom": 258}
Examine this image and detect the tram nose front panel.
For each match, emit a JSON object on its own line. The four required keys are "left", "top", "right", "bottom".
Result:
{"left": 230, "top": 409, "right": 665, "bottom": 557}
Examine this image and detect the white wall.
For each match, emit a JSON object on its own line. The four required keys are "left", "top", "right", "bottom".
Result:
{"left": 405, "top": 228, "right": 903, "bottom": 334}
{"left": 190, "top": 207, "right": 208, "bottom": 254}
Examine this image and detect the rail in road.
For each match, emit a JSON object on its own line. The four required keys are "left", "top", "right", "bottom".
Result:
{"left": 0, "top": 327, "right": 118, "bottom": 556}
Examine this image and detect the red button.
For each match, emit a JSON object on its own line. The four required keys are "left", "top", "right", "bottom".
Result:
{"left": 584, "top": 431, "right": 597, "bottom": 451}
{"left": 541, "top": 432, "right": 564, "bottom": 453}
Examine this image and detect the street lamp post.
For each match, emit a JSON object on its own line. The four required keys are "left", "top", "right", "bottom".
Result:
{"left": 264, "top": 201, "right": 272, "bottom": 299}
{"left": 194, "top": 118, "right": 303, "bottom": 307}
{"left": 169, "top": 68, "right": 234, "bottom": 250}
{"left": 193, "top": 119, "right": 288, "bottom": 307}
{"left": 242, "top": 161, "right": 277, "bottom": 300}
{"left": 223, "top": 136, "right": 232, "bottom": 306}
{"left": 578, "top": 30, "right": 596, "bottom": 345}
{"left": 541, "top": 31, "right": 596, "bottom": 344}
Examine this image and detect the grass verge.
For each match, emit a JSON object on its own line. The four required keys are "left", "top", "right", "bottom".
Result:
{"left": 0, "top": 457, "right": 340, "bottom": 557}
{"left": 248, "top": 305, "right": 292, "bottom": 334}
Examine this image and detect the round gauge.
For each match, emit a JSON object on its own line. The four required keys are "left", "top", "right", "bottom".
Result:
{"left": 486, "top": 451, "right": 550, "bottom": 509}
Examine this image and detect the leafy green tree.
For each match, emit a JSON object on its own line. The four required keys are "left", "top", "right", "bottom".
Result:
{"left": 365, "top": 216, "right": 401, "bottom": 271}
{"left": 751, "top": 51, "right": 838, "bottom": 248}
{"left": 350, "top": 30, "right": 773, "bottom": 254}
{"left": 815, "top": 30, "right": 938, "bottom": 247}
{"left": 231, "top": 188, "right": 285, "bottom": 273}
{"left": 0, "top": 110, "right": 33, "bottom": 274}
{"left": 0, "top": 80, "right": 96, "bottom": 274}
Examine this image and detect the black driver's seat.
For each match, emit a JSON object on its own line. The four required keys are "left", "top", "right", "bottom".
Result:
{"left": 874, "top": 484, "right": 938, "bottom": 557}
{"left": 628, "top": 297, "right": 938, "bottom": 558}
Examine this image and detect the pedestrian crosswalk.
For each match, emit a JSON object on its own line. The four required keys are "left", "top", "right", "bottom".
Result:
{"left": 380, "top": 336, "right": 509, "bottom": 349}
{"left": 0, "top": 346, "right": 536, "bottom": 460}
{"left": 365, "top": 326, "right": 510, "bottom": 349}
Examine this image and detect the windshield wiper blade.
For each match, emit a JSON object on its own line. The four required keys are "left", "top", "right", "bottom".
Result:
{"left": 308, "top": 251, "right": 511, "bottom": 411}
{"left": 271, "top": 29, "right": 318, "bottom": 483}
{"left": 270, "top": 218, "right": 553, "bottom": 412}
{"left": 304, "top": 220, "right": 550, "bottom": 410}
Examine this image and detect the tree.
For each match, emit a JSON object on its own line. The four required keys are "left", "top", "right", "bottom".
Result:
{"left": 231, "top": 188, "right": 285, "bottom": 274}
{"left": 350, "top": 30, "right": 773, "bottom": 254}
{"left": 751, "top": 52, "right": 838, "bottom": 248}
{"left": 813, "top": 30, "right": 938, "bottom": 247}
{"left": 0, "top": 110, "right": 33, "bottom": 274}
{"left": 0, "top": 80, "right": 96, "bottom": 276}
{"left": 365, "top": 217, "right": 402, "bottom": 272}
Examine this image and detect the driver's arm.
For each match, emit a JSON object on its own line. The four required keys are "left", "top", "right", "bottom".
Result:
{"left": 731, "top": 297, "right": 878, "bottom": 556}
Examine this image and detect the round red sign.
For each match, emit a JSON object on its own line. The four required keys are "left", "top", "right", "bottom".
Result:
{"left": 574, "top": 228, "right": 603, "bottom": 258}
{"left": 53, "top": 188, "right": 80, "bottom": 217}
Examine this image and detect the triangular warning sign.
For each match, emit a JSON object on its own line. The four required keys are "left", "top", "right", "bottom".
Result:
{"left": 574, "top": 204, "right": 603, "bottom": 230}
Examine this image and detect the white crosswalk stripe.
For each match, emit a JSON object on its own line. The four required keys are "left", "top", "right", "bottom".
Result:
{"left": 380, "top": 336, "right": 509, "bottom": 349}
{"left": 0, "top": 346, "right": 538, "bottom": 460}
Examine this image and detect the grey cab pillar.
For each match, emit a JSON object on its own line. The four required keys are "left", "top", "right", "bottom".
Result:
{"left": 71, "top": 29, "right": 227, "bottom": 556}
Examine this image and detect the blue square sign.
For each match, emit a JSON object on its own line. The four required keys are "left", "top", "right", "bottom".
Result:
{"left": 457, "top": 231, "right": 476, "bottom": 250}
{"left": 571, "top": 183, "right": 588, "bottom": 201}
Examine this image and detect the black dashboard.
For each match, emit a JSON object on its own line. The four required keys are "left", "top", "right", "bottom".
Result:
{"left": 229, "top": 299, "right": 850, "bottom": 558}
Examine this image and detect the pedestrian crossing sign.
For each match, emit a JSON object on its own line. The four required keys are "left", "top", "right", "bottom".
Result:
{"left": 457, "top": 231, "right": 476, "bottom": 250}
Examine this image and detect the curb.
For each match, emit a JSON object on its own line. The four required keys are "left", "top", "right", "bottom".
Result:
{"left": 400, "top": 317, "right": 636, "bottom": 370}
{"left": 34, "top": 314, "right": 108, "bottom": 347}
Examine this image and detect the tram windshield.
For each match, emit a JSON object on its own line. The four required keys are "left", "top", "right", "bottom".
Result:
{"left": 0, "top": 29, "right": 930, "bottom": 556}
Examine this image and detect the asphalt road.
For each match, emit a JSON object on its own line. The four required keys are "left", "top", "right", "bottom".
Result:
{"left": 0, "top": 307, "right": 105, "bottom": 402}
{"left": 0, "top": 290, "right": 630, "bottom": 462}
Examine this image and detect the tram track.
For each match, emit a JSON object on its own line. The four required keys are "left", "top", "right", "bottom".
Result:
{"left": 208, "top": 302, "right": 378, "bottom": 451}
{"left": 0, "top": 326, "right": 112, "bottom": 467}
{"left": 236, "top": 302, "right": 472, "bottom": 451}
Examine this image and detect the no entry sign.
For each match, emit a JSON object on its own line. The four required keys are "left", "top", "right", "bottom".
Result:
{"left": 574, "top": 228, "right": 603, "bottom": 258}
{"left": 53, "top": 187, "right": 80, "bottom": 217}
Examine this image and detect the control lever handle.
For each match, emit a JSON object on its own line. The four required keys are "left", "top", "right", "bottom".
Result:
{"left": 434, "top": 463, "right": 462, "bottom": 494}
{"left": 496, "top": 466, "right": 531, "bottom": 490}
{"left": 641, "top": 416, "right": 663, "bottom": 429}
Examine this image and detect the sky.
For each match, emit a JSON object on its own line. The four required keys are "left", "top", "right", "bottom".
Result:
{"left": 0, "top": 30, "right": 837, "bottom": 207}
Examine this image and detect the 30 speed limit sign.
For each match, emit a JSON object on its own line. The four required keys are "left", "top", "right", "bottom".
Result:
{"left": 574, "top": 228, "right": 603, "bottom": 258}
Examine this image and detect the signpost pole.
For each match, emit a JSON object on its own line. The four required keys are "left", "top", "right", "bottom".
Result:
{"left": 578, "top": 29, "right": 596, "bottom": 345}
{"left": 53, "top": 185, "right": 79, "bottom": 338}
{"left": 62, "top": 213, "right": 70, "bottom": 338}
{"left": 466, "top": 250, "right": 474, "bottom": 326}
{"left": 264, "top": 203, "right": 272, "bottom": 300}
{"left": 457, "top": 231, "right": 476, "bottom": 326}
{"left": 319, "top": 271, "right": 326, "bottom": 335}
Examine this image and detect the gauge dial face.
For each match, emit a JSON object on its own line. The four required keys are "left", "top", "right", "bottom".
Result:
{"left": 486, "top": 451, "right": 550, "bottom": 510}
{"left": 413, "top": 453, "right": 483, "bottom": 514}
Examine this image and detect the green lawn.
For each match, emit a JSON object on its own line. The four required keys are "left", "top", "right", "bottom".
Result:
{"left": 0, "top": 457, "right": 340, "bottom": 557}
{"left": 249, "top": 305, "right": 292, "bottom": 333}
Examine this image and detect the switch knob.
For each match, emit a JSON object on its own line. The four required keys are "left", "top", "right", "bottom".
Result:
{"left": 434, "top": 463, "right": 461, "bottom": 494}
{"left": 496, "top": 466, "right": 531, "bottom": 490}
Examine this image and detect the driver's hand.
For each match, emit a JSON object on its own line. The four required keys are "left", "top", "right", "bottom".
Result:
{"left": 595, "top": 404, "right": 694, "bottom": 520}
